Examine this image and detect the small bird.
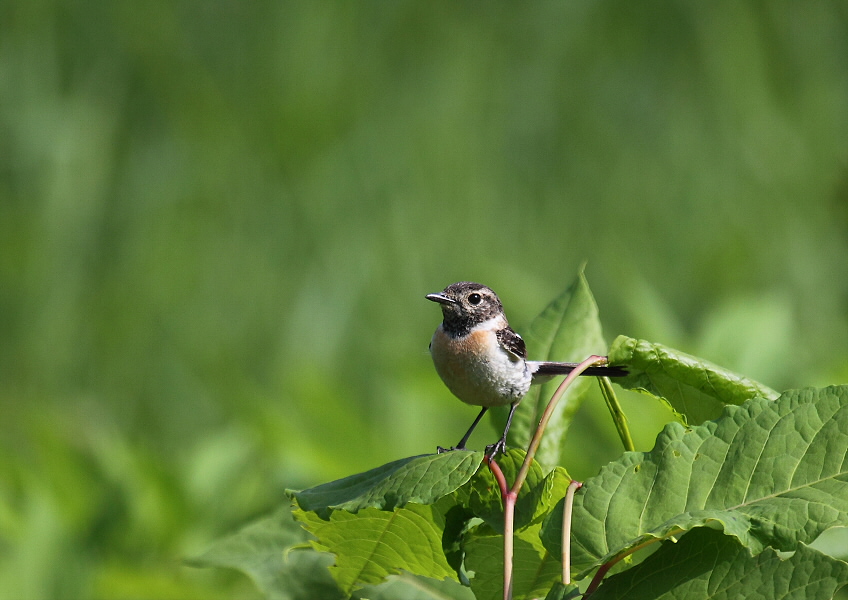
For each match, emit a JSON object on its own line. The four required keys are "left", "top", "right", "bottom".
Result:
{"left": 427, "top": 281, "right": 626, "bottom": 455}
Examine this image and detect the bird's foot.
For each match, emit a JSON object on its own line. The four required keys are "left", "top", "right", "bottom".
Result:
{"left": 485, "top": 439, "right": 507, "bottom": 458}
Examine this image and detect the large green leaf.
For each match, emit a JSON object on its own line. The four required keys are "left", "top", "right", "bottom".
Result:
{"left": 590, "top": 527, "right": 848, "bottom": 600}
{"left": 288, "top": 452, "right": 484, "bottom": 518}
{"left": 186, "top": 506, "right": 343, "bottom": 600}
{"left": 295, "top": 503, "right": 457, "bottom": 594}
{"left": 608, "top": 335, "right": 779, "bottom": 425}
{"left": 492, "top": 270, "right": 607, "bottom": 470}
{"left": 542, "top": 386, "right": 848, "bottom": 575}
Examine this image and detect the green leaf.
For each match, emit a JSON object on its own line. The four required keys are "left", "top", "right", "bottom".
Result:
{"left": 493, "top": 269, "right": 607, "bottom": 470}
{"left": 544, "top": 582, "right": 582, "bottom": 600}
{"left": 454, "top": 449, "right": 570, "bottom": 531}
{"left": 460, "top": 451, "right": 573, "bottom": 600}
{"left": 288, "top": 452, "right": 484, "bottom": 518}
{"left": 810, "top": 526, "right": 848, "bottom": 561}
{"left": 608, "top": 335, "right": 780, "bottom": 425}
{"left": 353, "top": 572, "right": 476, "bottom": 600}
{"left": 542, "top": 386, "right": 848, "bottom": 575}
{"left": 590, "top": 527, "right": 848, "bottom": 600}
{"left": 464, "top": 520, "right": 562, "bottom": 600}
{"left": 295, "top": 503, "right": 457, "bottom": 595}
{"left": 528, "top": 465, "right": 572, "bottom": 522}
{"left": 186, "top": 506, "right": 343, "bottom": 600}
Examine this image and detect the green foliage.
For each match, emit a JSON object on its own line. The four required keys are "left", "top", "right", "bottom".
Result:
{"left": 295, "top": 504, "right": 458, "bottom": 594}
{"left": 202, "top": 383, "right": 848, "bottom": 599}
{"left": 455, "top": 449, "right": 570, "bottom": 533}
{"left": 541, "top": 386, "right": 848, "bottom": 575}
{"left": 189, "top": 506, "right": 476, "bottom": 600}
{"left": 590, "top": 528, "right": 848, "bottom": 600}
{"left": 187, "top": 507, "right": 343, "bottom": 600}
{"left": 193, "top": 279, "right": 848, "bottom": 599}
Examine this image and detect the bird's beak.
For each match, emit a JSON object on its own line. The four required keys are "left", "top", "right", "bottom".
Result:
{"left": 426, "top": 293, "right": 456, "bottom": 305}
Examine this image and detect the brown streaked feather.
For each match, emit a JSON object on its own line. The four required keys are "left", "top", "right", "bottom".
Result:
{"left": 496, "top": 327, "right": 527, "bottom": 360}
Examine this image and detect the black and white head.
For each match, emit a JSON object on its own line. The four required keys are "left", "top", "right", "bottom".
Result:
{"left": 426, "top": 282, "right": 505, "bottom": 335}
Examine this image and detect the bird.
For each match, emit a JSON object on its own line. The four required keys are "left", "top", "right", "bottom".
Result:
{"left": 426, "top": 281, "right": 627, "bottom": 455}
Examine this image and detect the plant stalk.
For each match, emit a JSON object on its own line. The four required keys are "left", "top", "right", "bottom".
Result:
{"left": 503, "top": 491, "right": 516, "bottom": 600}
{"left": 598, "top": 376, "right": 635, "bottom": 452}
{"left": 562, "top": 480, "right": 582, "bottom": 584}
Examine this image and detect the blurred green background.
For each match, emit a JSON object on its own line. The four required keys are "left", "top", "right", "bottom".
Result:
{"left": 1, "top": 1, "right": 847, "bottom": 598}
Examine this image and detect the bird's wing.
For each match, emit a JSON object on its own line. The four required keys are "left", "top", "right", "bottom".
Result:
{"left": 496, "top": 326, "right": 527, "bottom": 360}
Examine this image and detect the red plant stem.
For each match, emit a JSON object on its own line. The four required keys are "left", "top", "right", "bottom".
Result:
{"left": 485, "top": 455, "right": 509, "bottom": 499}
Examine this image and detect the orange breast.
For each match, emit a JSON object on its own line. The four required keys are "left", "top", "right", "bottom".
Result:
{"left": 429, "top": 327, "right": 521, "bottom": 407}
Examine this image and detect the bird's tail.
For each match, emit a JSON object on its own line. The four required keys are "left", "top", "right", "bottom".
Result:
{"left": 529, "top": 360, "right": 628, "bottom": 379}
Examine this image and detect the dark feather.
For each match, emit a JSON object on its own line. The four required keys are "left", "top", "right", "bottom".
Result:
{"left": 496, "top": 327, "right": 527, "bottom": 360}
{"left": 532, "top": 361, "right": 628, "bottom": 378}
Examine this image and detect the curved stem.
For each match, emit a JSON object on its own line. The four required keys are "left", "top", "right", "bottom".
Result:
{"left": 510, "top": 355, "right": 608, "bottom": 495}
{"left": 485, "top": 455, "right": 509, "bottom": 499}
{"left": 583, "top": 527, "right": 685, "bottom": 596}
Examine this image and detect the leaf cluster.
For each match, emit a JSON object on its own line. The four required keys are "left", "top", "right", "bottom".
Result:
{"left": 191, "top": 273, "right": 848, "bottom": 600}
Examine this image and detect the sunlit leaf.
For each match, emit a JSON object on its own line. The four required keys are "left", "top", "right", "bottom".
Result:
{"left": 542, "top": 386, "right": 848, "bottom": 575}
{"left": 608, "top": 335, "right": 779, "bottom": 425}
{"left": 295, "top": 503, "right": 457, "bottom": 594}
{"left": 288, "top": 452, "right": 484, "bottom": 518}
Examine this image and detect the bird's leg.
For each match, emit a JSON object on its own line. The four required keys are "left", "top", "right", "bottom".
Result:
{"left": 437, "top": 406, "right": 488, "bottom": 453}
{"left": 485, "top": 401, "right": 519, "bottom": 458}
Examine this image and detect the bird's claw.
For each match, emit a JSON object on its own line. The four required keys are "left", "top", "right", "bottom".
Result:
{"left": 485, "top": 439, "right": 507, "bottom": 458}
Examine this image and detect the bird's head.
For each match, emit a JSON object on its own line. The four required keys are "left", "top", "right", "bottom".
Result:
{"left": 426, "top": 282, "right": 504, "bottom": 334}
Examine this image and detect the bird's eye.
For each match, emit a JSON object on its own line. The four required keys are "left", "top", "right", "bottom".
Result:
{"left": 468, "top": 293, "right": 482, "bottom": 305}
